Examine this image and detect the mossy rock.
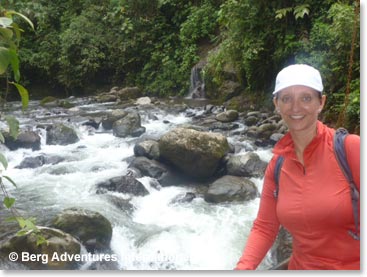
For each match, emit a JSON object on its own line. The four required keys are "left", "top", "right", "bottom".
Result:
{"left": 40, "top": 96, "right": 58, "bottom": 106}
{"left": 0, "top": 227, "right": 81, "bottom": 270}
{"left": 52, "top": 208, "right": 112, "bottom": 253}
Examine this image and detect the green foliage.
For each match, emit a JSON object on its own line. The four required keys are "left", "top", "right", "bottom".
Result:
{"left": 136, "top": 0, "right": 220, "bottom": 96}
{"left": 345, "top": 79, "right": 360, "bottom": 133}
{"left": 296, "top": 2, "right": 359, "bottom": 131}
{"left": 5, "top": 115, "right": 20, "bottom": 139}
{"left": 0, "top": 6, "right": 46, "bottom": 245}
{"left": 57, "top": 5, "right": 109, "bottom": 89}
{"left": 0, "top": 6, "right": 32, "bottom": 107}
{"left": 3, "top": 196, "right": 15, "bottom": 208}
{"left": 1, "top": 0, "right": 360, "bottom": 132}
{"left": 179, "top": 2, "right": 218, "bottom": 46}
{"left": 0, "top": 152, "right": 7, "bottom": 168}
{"left": 275, "top": 4, "right": 310, "bottom": 20}
{"left": 207, "top": 0, "right": 283, "bottom": 92}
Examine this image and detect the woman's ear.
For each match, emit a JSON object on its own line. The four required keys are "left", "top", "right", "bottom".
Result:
{"left": 319, "top": 95, "right": 326, "bottom": 111}
{"left": 273, "top": 97, "right": 279, "bottom": 112}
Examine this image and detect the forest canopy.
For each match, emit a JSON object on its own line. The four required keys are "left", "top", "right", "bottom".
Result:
{"left": 0, "top": 0, "right": 360, "bottom": 132}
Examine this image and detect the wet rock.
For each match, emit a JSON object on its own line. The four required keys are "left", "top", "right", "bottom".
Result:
{"left": 96, "top": 174, "right": 149, "bottom": 196}
{"left": 52, "top": 208, "right": 112, "bottom": 253}
{"left": 16, "top": 155, "right": 65, "bottom": 169}
{"left": 112, "top": 111, "right": 145, "bottom": 138}
{"left": 244, "top": 115, "right": 258, "bottom": 126}
{"left": 133, "top": 140, "right": 160, "bottom": 160}
{"left": 101, "top": 110, "right": 128, "bottom": 130}
{"left": 87, "top": 254, "right": 120, "bottom": 270}
{"left": 3, "top": 131, "right": 41, "bottom": 151}
{"left": 209, "top": 122, "right": 239, "bottom": 131}
{"left": 16, "top": 156, "right": 45, "bottom": 169}
{"left": 81, "top": 119, "right": 100, "bottom": 129}
{"left": 46, "top": 123, "right": 79, "bottom": 145}
{"left": 159, "top": 128, "right": 230, "bottom": 179}
{"left": 135, "top": 97, "right": 151, "bottom": 106}
{"left": 204, "top": 175, "right": 258, "bottom": 203}
{"left": 170, "top": 192, "right": 196, "bottom": 205}
{"left": 128, "top": 156, "right": 177, "bottom": 186}
{"left": 226, "top": 152, "right": 267, "bottom": 178}
{"left": 269, "top": 133, "right": 284, "bottom": 145}
{"left": 116, "top": 87, "right": 142, "bottom": 101}
{"left": 0, "top": 227, "right": 81, "bottom": 270}
{"left": 130, "top": 126, "right": 146, "bottom": 137}
{"left": 215, "top": 110, "right": 239, "bottom": 123}
{"left": 104, "top": 195, "right": 135, "bottom": 212}
{"left": 257, "top": 123, "right": 278, "bottom": 139}
{"left": 148, "top": 113, "right": 159, "bottom": 120}
{"left": 95, "top": 94, "right": 118, "bottom": 103}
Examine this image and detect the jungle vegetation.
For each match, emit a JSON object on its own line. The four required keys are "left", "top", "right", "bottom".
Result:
{"left": 0, "top": 0, "right": 360, "bottom": 132}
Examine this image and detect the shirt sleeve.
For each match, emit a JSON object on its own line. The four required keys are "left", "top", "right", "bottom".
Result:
{"left": 345, "top": 134, "right": 360, "bottom": 191}
{"left": 235, "top": 156, "right": 281, "bottom": 270}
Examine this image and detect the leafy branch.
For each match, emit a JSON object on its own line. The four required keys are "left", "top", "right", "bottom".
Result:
{"left": 275, "top": 4, "right": 310, "bottom": 20}
{"left": 0, "top": 8, "right": 33, "bottom": 110}
{"left": 0, "top": 8, "right": 46, "bottom": 246}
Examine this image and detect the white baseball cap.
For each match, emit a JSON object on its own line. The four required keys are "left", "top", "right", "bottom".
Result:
{"left": 272, "top": 64, "right": 323, "bottom": 95}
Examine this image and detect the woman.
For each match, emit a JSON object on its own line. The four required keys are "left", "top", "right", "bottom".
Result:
{"left": 235, "top": 64, "right": 360, "bottom": 270}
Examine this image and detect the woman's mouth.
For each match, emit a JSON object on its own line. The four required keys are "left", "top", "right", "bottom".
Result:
{"left": 290, "top": 115, "right": 305, "bottom": 120}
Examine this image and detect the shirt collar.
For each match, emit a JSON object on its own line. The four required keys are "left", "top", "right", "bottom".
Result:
{"left": 272, "top": 121, "right": 327, "bottom": 157}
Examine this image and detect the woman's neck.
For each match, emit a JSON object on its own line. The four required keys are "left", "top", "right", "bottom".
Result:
{"left": 290, "top": 125, "right": 318, "bottom": 164}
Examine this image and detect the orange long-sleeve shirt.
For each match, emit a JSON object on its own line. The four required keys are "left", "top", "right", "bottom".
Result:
{"left": 236, "top": 121, "right": 360, "bottom": 270}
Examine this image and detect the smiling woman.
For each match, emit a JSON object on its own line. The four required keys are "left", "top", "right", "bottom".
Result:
{"left": 272, "top": 65, "right": 326, "bottom": 164}
{"left": 235, "top": 64, "right": 360, "bottom": 270}
{"left": 273, "top": 85, "right": 326, "bottom": 164}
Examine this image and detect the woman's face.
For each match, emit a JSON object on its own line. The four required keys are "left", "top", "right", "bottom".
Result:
{"left": 273, "top": 85, "right": 326, "bottom": 133}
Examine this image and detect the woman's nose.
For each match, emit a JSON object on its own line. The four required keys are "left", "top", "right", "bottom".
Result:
{"left": 290, "top": 98, "right": 302, "bottom": 112}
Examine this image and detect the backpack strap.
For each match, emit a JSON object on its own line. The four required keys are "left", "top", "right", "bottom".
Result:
{"left": 333, "top": 128, "right": 360, "bottom": 240}
{"left": 273, "top": 155, "right": 284, "bottom": 199}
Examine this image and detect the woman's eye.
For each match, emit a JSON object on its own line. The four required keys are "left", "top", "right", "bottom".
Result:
{"left": 281, "top": 96, "right": 291, "bottom": 103}
{"left": 302, "top": 96, "right": 312, "bottom": 102}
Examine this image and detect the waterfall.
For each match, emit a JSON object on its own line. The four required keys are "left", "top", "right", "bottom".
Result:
{"left": 187, "top": 64, "right": 205, "bottom": 99}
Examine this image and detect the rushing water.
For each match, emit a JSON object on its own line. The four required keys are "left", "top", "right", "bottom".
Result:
{"left": 0, "top": 98, "right": 274, "bottom": 270}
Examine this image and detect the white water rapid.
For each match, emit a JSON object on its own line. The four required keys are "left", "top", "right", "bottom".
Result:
{"left": 0, "top": 98, "right": 274, "bottom": 270}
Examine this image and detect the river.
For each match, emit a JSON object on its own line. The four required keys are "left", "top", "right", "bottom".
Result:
{"left": 0, "top": 97, "right": 274, "bottom": 270}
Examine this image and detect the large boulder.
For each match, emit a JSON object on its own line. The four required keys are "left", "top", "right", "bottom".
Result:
{"left": 204, "top": 175, "right": 258, "bottom": 203}
{"left": 101, "top": 110, "right": 128, "bottom": 130}
{"left": 159, "top": 128, "right": 229, "bottom": 179}
{"left": 0, "top": 227, "right": 81, "bottom": 270}
{"left": 116, "top": 87, "right": 142, "bottom": 100}
{"left": 3, "top": 131, "right": 41, "bottom": 151}
{"left": 225, "top": 152, "right": 267, "bottom": 178}
{"left": 112, "top": 111, "right": 145, "bottom": 138}
{"left": 46, "top": 124, "right": 79, "bottom": 145}
{"left": 52, "top": 208, "right": 112, "bottom": 253}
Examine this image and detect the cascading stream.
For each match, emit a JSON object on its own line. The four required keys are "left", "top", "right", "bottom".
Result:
{"left": 0, "top": 98, "right": 273, "bottom": 270}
